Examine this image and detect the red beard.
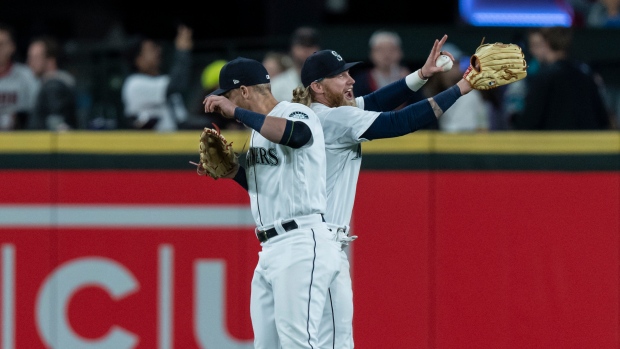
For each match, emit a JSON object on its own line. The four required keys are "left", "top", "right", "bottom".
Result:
{"left": 323, "top": 85, "right": 356, "bottom": 107}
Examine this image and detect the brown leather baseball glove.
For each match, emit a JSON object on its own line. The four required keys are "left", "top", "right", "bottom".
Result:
{"left": 196, "top": 123, "right": 238, "bottom": 179}
{"left": 463, "top": 42, "right": 528, "bottom": 90}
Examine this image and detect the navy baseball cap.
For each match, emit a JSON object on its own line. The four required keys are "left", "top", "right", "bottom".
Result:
{"left": 210, "top": 57, "right": 270, "bottom": 96}
{"left": 301, "top": 50, "right": 362, "bottom": 88}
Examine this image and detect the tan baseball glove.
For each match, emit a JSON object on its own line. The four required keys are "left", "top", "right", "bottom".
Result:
{"left": 195, "top": 123, "right": 238, "bottom": 179}
{"left": 463, "top": 42, "right": 528, "bottom": 90}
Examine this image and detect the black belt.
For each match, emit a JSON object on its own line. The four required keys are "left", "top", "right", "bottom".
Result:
{"left": 256, "top": 220, "right": 298, "bottom": 242}
{"left": 256, "top": 214, "right": 325, "bottom": 243}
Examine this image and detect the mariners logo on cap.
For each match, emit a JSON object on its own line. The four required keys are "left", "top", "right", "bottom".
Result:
{"left": 331, "top": 51, "right": 344, "bottom": 61}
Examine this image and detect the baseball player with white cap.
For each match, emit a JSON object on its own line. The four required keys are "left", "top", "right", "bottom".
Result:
{"left": 291, "top": 35, "right": 476, "bottom": 348}
{"left": 203, "top": 57, "right": 342, "bottom": 349}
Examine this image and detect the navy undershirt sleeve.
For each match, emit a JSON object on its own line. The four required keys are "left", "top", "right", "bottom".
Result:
{"left": 361, "top": 85, "right": 461, "bottom": 140}
{"left": 232, "top": 166, "right": 248, "bottom": 191}
{"left": 234, "top": 108, "right": 311, "bottom": 148}
{"left": 434, "top": 85, "right": 461, "bottom": 113}
{"left": 280, "top": 120, "right": 312, "bottom": 148}
{"left": 362, "top": 78, "right": 415, "bottom": 111}
{"left": 361, "top": 104, "right": 435, "bottom": 140}
{"left": 234, "top": 108, "right": 266, "bottom": 132}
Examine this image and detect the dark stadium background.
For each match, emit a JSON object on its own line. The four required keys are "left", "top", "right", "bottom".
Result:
{"left": 1, "top": 0, "right": 459, "bottom": 48}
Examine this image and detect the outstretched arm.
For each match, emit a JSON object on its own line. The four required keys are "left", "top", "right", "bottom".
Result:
{"left": 362, "top": 78, "right": 420, "bottom": 112}
{"left": 361, "top": 81, "right": 471, "bottom": 140}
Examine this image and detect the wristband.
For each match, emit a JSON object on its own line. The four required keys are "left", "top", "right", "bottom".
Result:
{"left": 234, "top": 107, "right": 266, "bottom": 132}
{"left": 406, "top": 69, "right": 428, "bottom": 92}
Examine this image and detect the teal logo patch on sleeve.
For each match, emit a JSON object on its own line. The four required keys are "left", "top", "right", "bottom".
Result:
{"left": 289, "top": 111, "right": 309, "bottom": 119}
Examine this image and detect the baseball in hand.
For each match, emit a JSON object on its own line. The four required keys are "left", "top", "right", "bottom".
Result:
{"left": 436, "top": 54, "right": 454, "bottom": 72}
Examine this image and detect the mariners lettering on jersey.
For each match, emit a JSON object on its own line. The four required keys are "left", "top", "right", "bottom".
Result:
{"left": 288, "top": 111, "right": 309, "bottom": 119}
{"left": 246, "top": 147, "right": 279, "bottom": 167}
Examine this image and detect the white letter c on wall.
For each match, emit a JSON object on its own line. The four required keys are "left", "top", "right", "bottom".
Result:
{"left": 35, "top": 257, "right": 139, "bottom": 349}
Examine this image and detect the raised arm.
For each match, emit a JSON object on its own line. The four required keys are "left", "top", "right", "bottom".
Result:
{"left": 361, "top": 79, "right": 472, "bottom": 140}
{"left": 203, "top": 95, "right": 312, "bottom": 148}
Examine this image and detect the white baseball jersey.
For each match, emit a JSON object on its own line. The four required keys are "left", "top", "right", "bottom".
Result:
{"left": 309, "top": 98, "right": 380, "bottom": 349}
{"left": 0, "top": 63, "right": 40, "bottom": 129}
{"left": 121, "top": 73, "right": 188, "bottom": 132}
{"left": 247, "top": 101, "right": 342, "bottom": 349}
{"left": 246, "top": 101, "right": 327, "bottom": 227}
{"left": 310, "top": 98, "right": 380, "bottom": 349}
{"left": 310, "top": 98, "right": 380, "bottom": 227}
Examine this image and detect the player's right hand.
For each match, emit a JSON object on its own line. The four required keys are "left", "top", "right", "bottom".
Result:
{"left": 203, "top": 95, "right": 237, "bottom": 119}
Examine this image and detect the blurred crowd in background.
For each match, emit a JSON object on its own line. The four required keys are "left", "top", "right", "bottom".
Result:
{"left": 0, "top": 0, "right": 619, "bottom": 133}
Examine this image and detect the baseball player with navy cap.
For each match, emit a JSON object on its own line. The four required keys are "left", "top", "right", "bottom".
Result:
{"left": 208, "top": 57, "right": 271, "bottom": 96}
{"left": 203, "top": 57, "right": 342, "bottom": 349}
{"left": 291, "top": 35, "right": 476, "bottom": 348}
{"left": 300, "top": 49, "right": 363, "bottom": 88}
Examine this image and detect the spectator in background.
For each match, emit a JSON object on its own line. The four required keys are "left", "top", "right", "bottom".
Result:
{"left": 270, "top": 26, "right": 321, "bottom": 102}
{"left": 500, "top": 31, "right": 541, "bottom": 129}
{"left": 480, "top": 83, "right": 510, "bottom": 130}
{"left": 26, "top": 35, "right": 78, "bottom": 131}
{"left": 567, "top": 0, "right": 598, "bottom": 26}
{"left": 262, "top": 51, "right": 293, "bottom": 80}
{"left": 500, "top": 77, "right": 527, "bottom": 130}
{"left": 0, "top": 22, "right": 40, "bottom": 130}
{"left": 587, "top": 0, "right": 620, "bottom": 27}
{"left": 121, "top": 24, "right": 193, "bottom": 131}
{"left": 582, "top": 0, "right": 620, "bottom": 126}
{"left": 513, "top": 26, "right": 612, "bottom": 130}
{"left": 421, "top": 43, "right": 490, "bottom": 132}
{"left": 352, "top": 30, "right": 416, "bottom": 110}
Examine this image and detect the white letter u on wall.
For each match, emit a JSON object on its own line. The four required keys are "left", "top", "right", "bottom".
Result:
{"left": 194, "top": 260, "right": 253, "bottom": 349}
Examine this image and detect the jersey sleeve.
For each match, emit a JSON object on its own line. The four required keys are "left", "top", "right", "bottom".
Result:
{"left": 320, "top": 106, "right": 380, "bottom": 148}
{"left": 281, "top": 103, "right": 322, "bottom": 148}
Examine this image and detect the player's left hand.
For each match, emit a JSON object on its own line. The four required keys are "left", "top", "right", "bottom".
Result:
{"left": 419, "top": 34, "right": 455, "bottom": 79}
{"left": 203, "top": 95, "right": 237, "bottom": 119}
{"left": 194, "top": 123, "right": 239, "bottom": 179}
